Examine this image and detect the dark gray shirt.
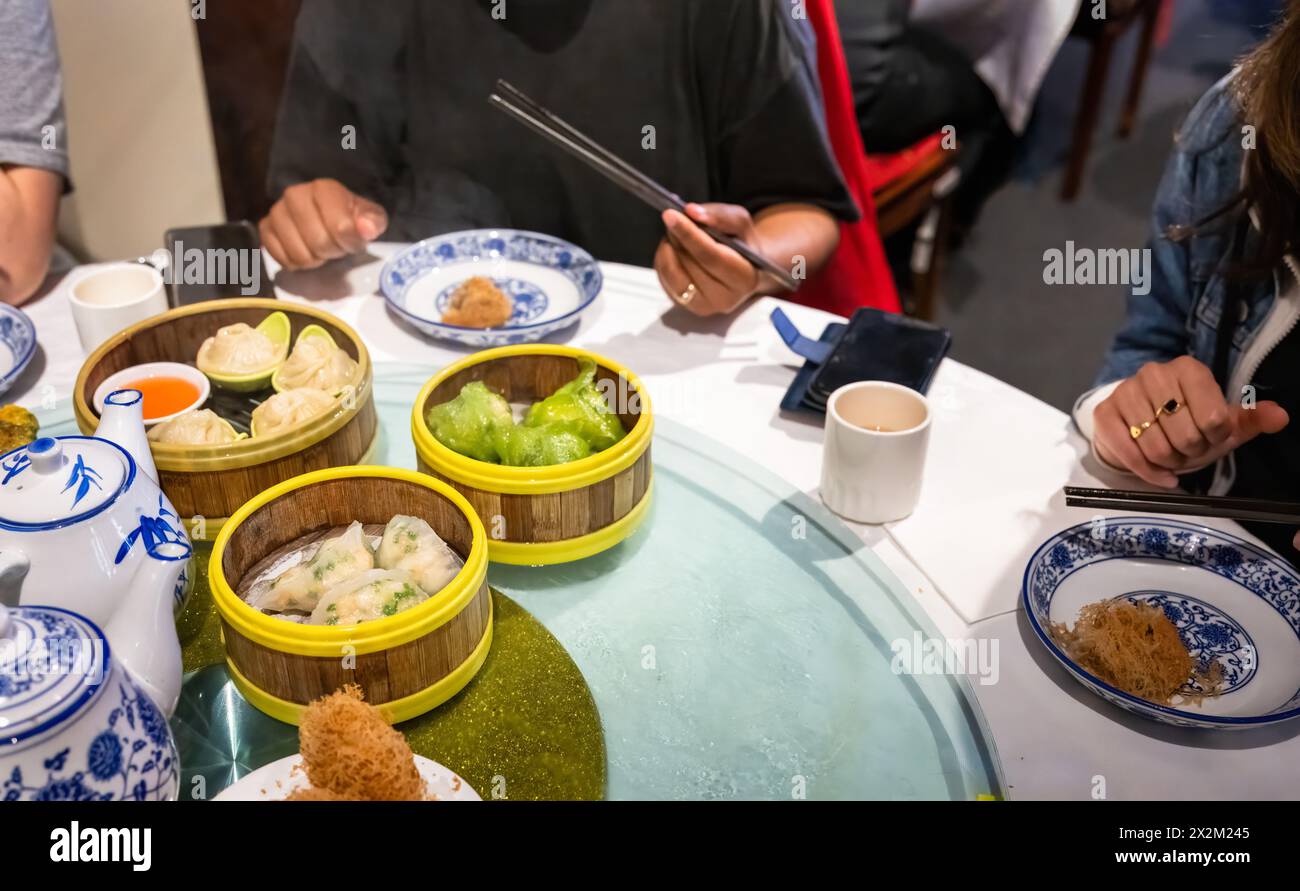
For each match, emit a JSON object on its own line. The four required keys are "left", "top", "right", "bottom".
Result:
{"left": 0, "top": 0, "right": 70, "bottom": 183}
{"left": 268, "top": 0, "right": 857, "bottom": 264}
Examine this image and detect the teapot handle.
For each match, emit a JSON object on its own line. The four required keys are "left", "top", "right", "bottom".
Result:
{"left": 0, "top": 549, "right": 30, "bottom": 607}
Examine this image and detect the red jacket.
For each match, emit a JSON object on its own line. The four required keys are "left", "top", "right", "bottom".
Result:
{"left": 789, "top": 0, "right": 901, "bottom": 317}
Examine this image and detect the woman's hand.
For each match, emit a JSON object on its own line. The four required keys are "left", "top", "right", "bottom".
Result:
{"left": 1093, "top": 355, "right": 1289, "bottom": 487}
{"left": 654, "top": 203, "right": 762, "bottom": 316}
{"left": 259, "top": 178, "right": 389, "bottom": 271}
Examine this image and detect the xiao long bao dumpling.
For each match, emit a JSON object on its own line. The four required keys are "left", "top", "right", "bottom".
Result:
{"left": 309, "top": 569, "right": 431, "bottom": 626}
{"left": 247, "top": 521, "right": 374, "bottom": 613}
{"left": 276, "top": 332, "right": 360, "bottom": 394}
{"left": 375, "top": 515, "right": 463, "bottom": 594}
{"left": 147, "top": 409, "right": 242, "bottom": 445}
{"left": 251, "top": 387, "right": 336, "bottom": 438}
{"left": 197, "top": 322, "right": 283, "bottom": 376}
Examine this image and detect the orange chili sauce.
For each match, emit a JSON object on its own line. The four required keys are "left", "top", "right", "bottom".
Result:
{"left": 126, "top": 376, "right": 201, "bottom": 420}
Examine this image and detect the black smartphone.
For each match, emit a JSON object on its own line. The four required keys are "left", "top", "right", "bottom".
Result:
{"left": 162, "top": 221, "right": 274, "bottom": 306}
{"left": 804, "top": 309, "right": 951, "bottom": 410}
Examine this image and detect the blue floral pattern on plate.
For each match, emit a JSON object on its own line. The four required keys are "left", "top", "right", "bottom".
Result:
{"left": 381, "top": 229, "right": 601, "bottom": 347}
{"left": 434, "top": 276, "right": 551, "bottom": 325}
{"left": 1122, "top": 590, "right": 1256, "bottom": 694}
{"left": 0, "top": 304, "right": 36, "bottom": 397}
{"left": 1022, "top": 517, "right": 1300, "bottom": 729}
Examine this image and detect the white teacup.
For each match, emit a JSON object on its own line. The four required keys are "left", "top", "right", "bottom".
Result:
{"left": 68, "top": 262, "right": 168, "bottom": 353}
{"left": 820, "top": 381, "right": 931, "bottom": 524}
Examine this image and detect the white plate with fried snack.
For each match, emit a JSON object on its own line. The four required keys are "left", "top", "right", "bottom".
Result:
{"left": 215, "top": 753, "right": 481, "bottom": 801}
{"left": 1024, "top": 517, "right": 1300, "bottom": 729}
{"left": 380, "top": 228, "right": 602, "bottom": 347}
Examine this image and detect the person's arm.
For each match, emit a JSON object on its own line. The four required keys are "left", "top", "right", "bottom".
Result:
{"left": 1072, "top": 94, "right": 1217, "bottom": 444}
{"left": 0, "top": 0, "right": 70, "bottom": 304}
{"left": 0, "top": 165, "right": 60, "bottom": 305}
{"left": 654, "top": 0, "right": 857, "bottom": 315}
{"left": 261, "top": 0, "right": 406, "bottom": 270}
{"left": 654, "top": 202, "right": 838, "bottom": 315}
{"left": 1072, "top": 82, "right": 1293, "bottom": 487}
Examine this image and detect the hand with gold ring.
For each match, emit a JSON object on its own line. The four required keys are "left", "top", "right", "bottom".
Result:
{"left": 1093, "top": 355, "right": 1289, "bottom": 487}
{"left": 653, "top": 202, "right": 762, "bottom": 316}
{"left": 1128, "top": 398, "right": 1182, "bottom": 440}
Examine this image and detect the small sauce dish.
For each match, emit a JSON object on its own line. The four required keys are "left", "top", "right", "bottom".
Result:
{"left": 93, "top": 361, "right": 210, "bottom": 427}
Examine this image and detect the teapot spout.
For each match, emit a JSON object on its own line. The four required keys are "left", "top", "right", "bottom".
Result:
{"left": 105, "top": 539, "right": 191, "bottom": 716}
{"left": 95, "top": 389, "right": 159, "bottom": 484}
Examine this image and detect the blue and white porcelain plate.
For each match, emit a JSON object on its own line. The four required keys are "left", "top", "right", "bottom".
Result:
{"left": 1023, "top": 518, "right": 1300, "bottom": 729}
{"left": 381, "top": 229, "right": 602, "bottom": 348}
{"left": 0, "top": 303, "right": 37, "bottom": 397}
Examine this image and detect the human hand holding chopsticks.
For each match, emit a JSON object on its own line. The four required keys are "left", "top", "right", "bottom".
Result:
{"left": 655, "top": 203, "right": 762, "bottom": 316}
{"left": 1092, "top": 355, "right": 1289, "bottom": 488}
{"left": 654, "top": 201, "right": 838, "bottom": 316}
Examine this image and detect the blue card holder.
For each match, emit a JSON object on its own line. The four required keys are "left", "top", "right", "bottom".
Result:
{"left": 774, "top": 309, "right": 846, "bottom": 417}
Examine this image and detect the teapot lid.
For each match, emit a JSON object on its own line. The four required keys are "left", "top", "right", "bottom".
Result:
{"left": 0, "top": 603, "right": 109, "bottom": 747}
{"left": 0, "top": 436, "right": 132, "bottom": 530}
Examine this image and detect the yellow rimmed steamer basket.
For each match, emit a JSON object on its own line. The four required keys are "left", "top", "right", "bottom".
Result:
{"left": 73, "top": 299, "right": 377, "bottom": 532}
{"left": 412, "top": 344, "right": 653, "bottom": 565}
{"left": 209, "top": 466, "right": 492, "bottom": 724}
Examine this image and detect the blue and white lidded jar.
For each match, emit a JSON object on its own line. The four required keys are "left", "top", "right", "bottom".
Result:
{"left": 0, "top": 602, "right": 179, "bottom": 801}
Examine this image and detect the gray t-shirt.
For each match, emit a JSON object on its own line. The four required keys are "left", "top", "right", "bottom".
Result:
{"left": 268, "top": 0, "right": 856, "bottom": 265}
{"left": 0, "top": 0, "right": 70, "bottom": 183}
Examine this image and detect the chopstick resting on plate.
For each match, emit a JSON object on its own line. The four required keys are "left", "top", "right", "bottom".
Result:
{"left": 1064, "top": 486, "right": 1300, "bottom": 525}
{"left": 488, "top": 79, "right": 799, "bottom": 292}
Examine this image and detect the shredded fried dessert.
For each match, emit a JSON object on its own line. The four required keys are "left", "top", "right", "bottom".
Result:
{"left": 283, "top": 785, "right": 349, "bottom": 802}
{"left": 442, "top": 276, "right": 513, "bottom": 329}
{"left": 288, "top": 684, "right": 426, "bottom": 801}
{"left": 1050, "top": 600, "right": 1223, "bottom": 706}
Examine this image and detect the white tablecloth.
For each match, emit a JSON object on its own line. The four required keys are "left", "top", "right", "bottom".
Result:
{"left": 14, "top": 244, "right": 1300, "bottom": 801}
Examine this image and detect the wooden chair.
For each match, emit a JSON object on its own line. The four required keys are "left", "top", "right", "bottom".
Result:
{"left": 1061, "top": 0, "right": 1163, "bottom": 201}
{"left": 866, "top": 134, "right": 962, "bottom": 321}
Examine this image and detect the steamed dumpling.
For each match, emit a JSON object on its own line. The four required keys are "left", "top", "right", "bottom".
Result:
{"left": 246, "top": 521, "right": 374, "bottom": 613}
{"left": 375, "top": 515, "right": 463, "bottom": 594}
{"left": 309, "top": 569, "right": 430, "bottom": 626}
{"left": 251, "top": 387, "right": 335, "bottom": 438}
{"left": 147, "top": 409, "right": 242, "bottom": 445}
{"left": 197, "top": 322, "right": 282, "bottom": 376}
{"left": 277, "top": 335, "right": 359, "bottom": 394}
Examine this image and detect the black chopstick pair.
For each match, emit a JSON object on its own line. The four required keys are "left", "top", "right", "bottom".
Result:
{"left": 488, "top": 79, "right": 800, "bottom": 292}
{"left": 1064, "top": 486, "right": 1300, "bottom": 525}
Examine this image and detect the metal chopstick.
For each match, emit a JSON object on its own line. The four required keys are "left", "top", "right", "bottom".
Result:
{"left": 1064, "top": 486, "right": 1300, "bottom": 525}
{"left": 488, "top": 83, "right": 799, "bottom": 292}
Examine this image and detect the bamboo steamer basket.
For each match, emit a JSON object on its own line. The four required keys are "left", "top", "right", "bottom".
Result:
{"left": 73, "top": 299, "right": 377, "bottom": 533}
{"left": 209, "top": 466, "right": 492, "bottom": 725}
{"left": 411, "top": 344, "right": 653, "bottom": 566}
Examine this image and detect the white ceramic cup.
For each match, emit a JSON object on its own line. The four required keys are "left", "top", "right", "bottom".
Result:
{"left": 68, "top": 262, "right": 168, "bottom": 353}
{"left": 820, "top": 381, "right": 932, "bottom": 524}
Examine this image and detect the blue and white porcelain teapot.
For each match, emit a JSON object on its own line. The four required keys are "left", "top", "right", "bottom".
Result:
{"left": 0, "top": 601, "right": 179, "bottom": 800}
{"left": 0, "top": 389, "right": 191, "bottom": 715}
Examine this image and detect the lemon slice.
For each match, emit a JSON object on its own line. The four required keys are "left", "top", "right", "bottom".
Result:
{"left": 201, "top": 311, "right": 291, "bottom": 392}
{"left": 271, "top": 324, "right": 335, "bottom": 393}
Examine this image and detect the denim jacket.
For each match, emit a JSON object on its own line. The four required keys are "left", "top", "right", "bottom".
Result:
{"left": 1073, "top": 74, "right": 1300, "bottom": 493}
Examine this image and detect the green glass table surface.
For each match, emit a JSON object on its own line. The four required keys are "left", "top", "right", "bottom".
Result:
{"left": 388, "top": 365, "right": 1003, "bottom": 800}
{"left": 37, "top": 363, "right": 1004, "bottom": 800}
